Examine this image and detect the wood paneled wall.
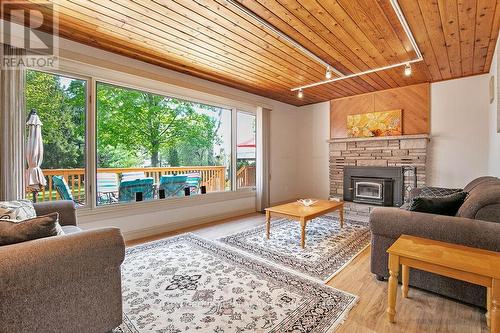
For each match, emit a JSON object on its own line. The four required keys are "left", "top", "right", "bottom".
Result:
{"left": 330, "top": 83, "right": 430, "bottom": 138}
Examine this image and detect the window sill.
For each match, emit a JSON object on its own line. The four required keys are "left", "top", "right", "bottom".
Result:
{"left": 76, "top": 189, "right": 256, "bottom": 222}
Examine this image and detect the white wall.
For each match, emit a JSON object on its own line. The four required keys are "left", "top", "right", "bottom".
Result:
{"left": 429, "top": 75, "right": 491, "bottom": 187}
{"left": 51, "top": 37, "right": 301, "bottom": 239}
{"left": 296, "top": 102, "right": 331, "bottom": 198}
{"left": 488, "top": 39, "right": 500, "bottom": 177}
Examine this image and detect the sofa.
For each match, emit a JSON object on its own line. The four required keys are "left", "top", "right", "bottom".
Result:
{"left": 0, "top": 200, "right": 125, "bottom": 332}
{"left": 370, "top": 176, "right": 500, "bottom": 307}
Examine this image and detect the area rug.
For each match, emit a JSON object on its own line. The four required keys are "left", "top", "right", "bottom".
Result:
{"left": 218, "top": 215, "right": 370, "bottom": 282}
{"left": 116, "top": 233, "right": 357, "bottom": 333}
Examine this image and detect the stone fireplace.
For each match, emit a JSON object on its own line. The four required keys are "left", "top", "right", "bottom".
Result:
{"left": 329, "top": 134, "right": 429, "bottom": 208}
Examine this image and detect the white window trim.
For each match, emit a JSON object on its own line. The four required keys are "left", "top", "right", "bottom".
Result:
{"left": 28, "top": 59, "right": 258, "bottom": 218}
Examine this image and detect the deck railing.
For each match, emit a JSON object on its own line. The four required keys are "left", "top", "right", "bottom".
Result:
{"left": 236, "top": 165, "right": 256, "bottom": 188}
{"left": 37, "top": 166, "right": 228, "bottom": 202}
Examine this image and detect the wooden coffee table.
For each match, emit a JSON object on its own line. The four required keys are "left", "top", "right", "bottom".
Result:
{"left": 265, "top": 199, "right": 344, "bottom": 248}
{"left": 387, "top": 235, "right": 500, "bottom": 332}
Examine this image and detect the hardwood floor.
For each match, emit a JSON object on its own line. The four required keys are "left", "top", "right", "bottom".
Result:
{"left": 126, "top": 213, "right": 488, "bottom": 333}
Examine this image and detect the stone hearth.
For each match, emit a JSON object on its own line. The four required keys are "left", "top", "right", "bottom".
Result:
{"left": 328, "top": 134, "right": 429, "bottom": 205}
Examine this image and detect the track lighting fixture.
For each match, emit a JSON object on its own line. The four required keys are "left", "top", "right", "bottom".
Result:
{"left": 325, "top": 66, "right": 333, "bottom": 79}
{"left": 292, "top": 0, "right": 423, "bottom": 97}
{"left": 404, "top": 63, "right": 412, "bottom": 77}
{"left": 297, "top": 88, "right": 304, "bottom": 99}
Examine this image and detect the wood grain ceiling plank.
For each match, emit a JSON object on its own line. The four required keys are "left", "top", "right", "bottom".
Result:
{"left": 207, "top": 0, "right": 367, "bottom": 97}
{"left": 349, "top": 0, "right": 410, "bottom": 62}
{"left": 270, "top": 0, "right": 399, "bottom": 90}
{"left": 317, "top": 0, "right": 429, "bottom": 87}
{"left": 438, "top": 0, "right": 463, "bottom": 77}
{"left": 161, "top": 0, "right": 332, "bottom": 91}
{"left": 399, "top": 0, "right": 445, "bottom": 81}
{"left": 293, "top": 0, "right": 406, "bottom": 88}
{"left": 61, "top": 1, "right": 306, "bottom": 95}
{"left": 364, "top": 0, "right": 432, "bottom": 82}
{"left": 418, "top": 0, "right": 455, "bottom": 79}
{"left": 14, "top": 3, "right": 310, "bottom": 105}
{"left": 56, "top": 3, "right": 299, "bottom": 96}
{"left": 472, "top": 0, "right": 497, "bottom": 73}
{"left": 236, "top": 0, "right": 387, "bottom": 92}
{"left": 335, "top": 0, "right": 430, "bottom": 85}
{"left": 73, "top": 0, "right": 319, "bottom": 96}
{"left": 457, "top": 0, "right": 478, "bottom": 76}
{"left": 121, "top": 0, "right": 335, "bottom": 98}
{"left": 482, "top": 0, "right": 500, "bottom": 72}
{"left": 163, "top": 0, "right": 353, "bottom": 98}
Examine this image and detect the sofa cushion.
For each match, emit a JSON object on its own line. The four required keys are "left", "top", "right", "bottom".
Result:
{"left": 407, "top": 191, "right": 468, "bottom": 216}
{"left": 0, "top": 199, "right": 36, "bottom": 221}
{"left": 0, "top": 212, "right": 62, "bottom": 246}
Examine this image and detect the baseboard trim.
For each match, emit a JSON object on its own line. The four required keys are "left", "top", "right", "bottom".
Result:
{"left": 122, "top": 208, "right": 256, "bottom": 241}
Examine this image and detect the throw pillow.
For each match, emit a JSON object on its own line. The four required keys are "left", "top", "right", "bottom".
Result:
{"left": 0, "top": 213, "right": 62, "bottom": 246}
{"left": 419, "top": 187, "right": 462, "bottom": 197}
{"left": 407, "top": 191, "right": 468, "bottom": 216}
{"left": 0, "top": 199, "right": 36, "bottom": 221}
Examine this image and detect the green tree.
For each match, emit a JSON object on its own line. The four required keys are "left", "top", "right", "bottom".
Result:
{"left": 96, "top": 83, "right": 220, "bottom": 167}
{"left": 25, "top": 70, "right": 86, "bottom": 169}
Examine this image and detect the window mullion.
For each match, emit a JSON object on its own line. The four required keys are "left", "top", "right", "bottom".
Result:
{"left": 87, "top": 78, "right": 97, "bottom": 209}
{"left": 231, "top": 108, "right": 237, "bottom": 191}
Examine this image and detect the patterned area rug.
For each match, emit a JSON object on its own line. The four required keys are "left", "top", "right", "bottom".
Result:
{"left": 116, "top": 234, "right": 357, "bottom": 333}
{"left": 219, "top": 215, "right": 370, "bottom": 282}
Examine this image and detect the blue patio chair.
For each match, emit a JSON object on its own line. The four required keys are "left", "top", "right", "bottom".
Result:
{"left": 97, "top": 172, "right": 119, "bottom": 205}
{"left": 118, "top": 177, "right": 155, "bottom": 203}
{"left": 52, "top": 175, "right": 84, "bottom": 205}
{"left": 159, "top": 175, "right": 188, "bottom": 197}
{"left": 185, "top": 173, "right": 202, "bottom": 195}
{"left": 121, "top": 171, "right": 146, "bottom": 182}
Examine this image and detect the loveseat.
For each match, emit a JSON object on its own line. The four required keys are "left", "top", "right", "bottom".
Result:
{"left": 0, "top": 200, "right": 125, "bottom": 332}
{"left": 370, "top": 176, "right": 500, "bottom": 307}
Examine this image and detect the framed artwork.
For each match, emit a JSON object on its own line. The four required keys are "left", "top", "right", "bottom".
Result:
{"left": 347, "top": 109, "right": 402, "bottom": 138}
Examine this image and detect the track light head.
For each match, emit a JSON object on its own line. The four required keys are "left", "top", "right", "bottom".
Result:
{"left": 404, "top": 63, "right": 412, "bottom": 77}
{"left": 325, "top": 66, "right": 333, "bottom": 79}
{"left": 297, "top": 88, "right": 304, "bottom": 99}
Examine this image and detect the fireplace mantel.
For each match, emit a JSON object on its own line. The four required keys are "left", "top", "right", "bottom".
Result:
{"left": 327, "top": 134, "right": 430, "bottom": 143}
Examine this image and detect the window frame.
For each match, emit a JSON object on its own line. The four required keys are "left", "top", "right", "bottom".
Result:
{"left": 27, "top": 61, "right": 257, "bottom": 216}
{"left": 25, "top": 68, "right": 92, "bottom": 208}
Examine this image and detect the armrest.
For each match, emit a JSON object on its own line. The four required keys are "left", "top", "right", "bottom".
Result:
{"left": 0, "top": 227, "right": 125, "bottom": 292}
{"left": 370, "top": 207, "right": 500, "bottom": 251}
{"left": 34, "top": 200, "right": 77, "bottom": 226}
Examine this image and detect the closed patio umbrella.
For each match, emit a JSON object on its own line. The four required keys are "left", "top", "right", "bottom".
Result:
{"left": 25, "top": 109, "right": 46, "bottom": 202}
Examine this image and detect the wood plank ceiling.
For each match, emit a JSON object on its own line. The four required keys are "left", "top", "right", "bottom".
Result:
{"left": 4, "top": 0, "right": 500, "bottom": 106}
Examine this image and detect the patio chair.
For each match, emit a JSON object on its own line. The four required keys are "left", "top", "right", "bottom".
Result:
{"left": 118, "top": 177, "right": 155, "bottom": 202}
{"left": 121, "top": 171, "right": 146, "bottom": 182}
{"left": 52, "top": 175, "right": 84, "bottom": 205}
{"left": 159, "top": 175, "right": 188, "bottom": 197}
{"left": 185, "top": 173, "right": 202, "bottom": 195}
{"left": 96, "top": 172, "right": 119, "bottom": 205}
